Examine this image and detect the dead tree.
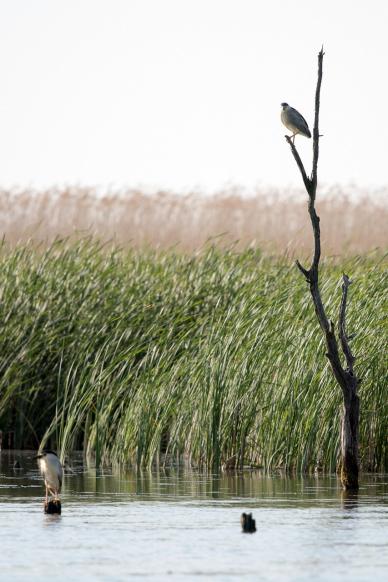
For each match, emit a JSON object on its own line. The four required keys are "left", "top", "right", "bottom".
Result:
{"left": 284, "top": 48, "right": 360, "bottom": 490}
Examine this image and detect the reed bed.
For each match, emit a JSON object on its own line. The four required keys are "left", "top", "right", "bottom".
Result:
{"left": 0, "top": 186, "right": 387, "bottom": 254}
{"left": 0, "top": 239, "right": 386, "bottom": 472}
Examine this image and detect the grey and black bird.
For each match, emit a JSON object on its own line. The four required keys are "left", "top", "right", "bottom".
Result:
{"left": 281, "top": 103, "right": 311, "bottom": 143}
{"left": 36, "top": 450, "right": 63, "bottom": 503}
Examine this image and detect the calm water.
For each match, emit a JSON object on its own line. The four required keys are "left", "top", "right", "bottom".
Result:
{"left": 0, "top": 451, "right": 387, "bottom": 581}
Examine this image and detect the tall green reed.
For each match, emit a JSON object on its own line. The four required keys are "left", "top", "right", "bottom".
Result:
{"left": 0, "top": 239, "right": 386, "bottom": 471}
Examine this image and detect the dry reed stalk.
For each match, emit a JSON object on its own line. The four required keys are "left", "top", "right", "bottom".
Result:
{"left": 0, "top": 187, "right": 386, "bottom": 254}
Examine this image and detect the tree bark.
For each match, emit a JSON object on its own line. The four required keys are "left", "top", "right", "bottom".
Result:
{"left": 285, "top": 48, "right": 360, "bottom": 490}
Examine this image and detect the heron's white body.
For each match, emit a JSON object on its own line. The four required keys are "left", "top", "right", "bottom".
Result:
{"left": 37, "top": 452, "right": 63, "bottom": 500}
{"left": 281, "top": 104, "right": 311, "bottom": 140}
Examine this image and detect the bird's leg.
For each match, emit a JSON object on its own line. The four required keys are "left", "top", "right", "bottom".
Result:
{"left": 292, "top": 134, "right": 296, "bottom": 144}
{"left": 45, "top": 486, "right": 48, "bottom": 504}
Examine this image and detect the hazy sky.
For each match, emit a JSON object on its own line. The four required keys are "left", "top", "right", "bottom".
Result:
{"left": 0, "top": 0, "right": 387, "bottom": 193}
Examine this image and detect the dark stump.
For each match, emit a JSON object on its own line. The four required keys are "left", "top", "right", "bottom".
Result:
{"left": 241, "top": 512, "right": 256, "bottom": 533}
{"left": 44, "top": 500, "right": 61, "bottom": 514}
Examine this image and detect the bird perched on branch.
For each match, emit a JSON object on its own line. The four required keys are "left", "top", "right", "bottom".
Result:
{"left": 281, "top": 103, "right": 311, "bottom": 143}
{"left": 36, "top": 450, "right": 63, "bottom": 504}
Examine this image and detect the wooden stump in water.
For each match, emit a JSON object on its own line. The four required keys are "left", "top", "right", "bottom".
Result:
{"left": 241, "top": 512, "right": 256, "bottom": 533}
{"left": 44, "top": 500, "right": 61, "bottom": 514}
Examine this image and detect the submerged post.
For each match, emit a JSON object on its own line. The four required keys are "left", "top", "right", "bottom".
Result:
{"left": 284, "top": 48, "right": 360, "bottom": 490}
{"left": 241, "top": 512, "right": 256, "bottom": 533}
{"left": 44, "top": 499, "right": 62, "bottom": 514}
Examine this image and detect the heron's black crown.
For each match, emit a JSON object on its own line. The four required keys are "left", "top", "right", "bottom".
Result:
{"left": 36, "top": 449, "right": 58, "bottom": 458}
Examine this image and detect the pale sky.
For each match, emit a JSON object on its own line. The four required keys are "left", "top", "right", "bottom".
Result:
{"left": 0, "top": 0, "right": 387, "bottom": 194}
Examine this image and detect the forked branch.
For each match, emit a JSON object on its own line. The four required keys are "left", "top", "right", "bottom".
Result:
{"left": 285, "top": 137, "right": 311, "bottom": 192}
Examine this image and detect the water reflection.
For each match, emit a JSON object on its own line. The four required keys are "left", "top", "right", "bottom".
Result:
{"left": 43, "top": 514, "right": 63, "bottom": 528}
{"left": 341, "top": 490, "right": 359, "bottom": 510}
{"left": 0, "top": 451, "right": 387, "bottom": 582}
{"left": 0, "top": 450, "right": 387, "bottom": 508}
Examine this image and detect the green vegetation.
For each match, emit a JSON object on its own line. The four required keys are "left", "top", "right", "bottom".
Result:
{"left": 0, "top": 239, "right": 386, "bottom": 471}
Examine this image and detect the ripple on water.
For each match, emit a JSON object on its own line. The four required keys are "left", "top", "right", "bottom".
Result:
{"left": 0, "top": 452, "right": 387, "bottom": 581}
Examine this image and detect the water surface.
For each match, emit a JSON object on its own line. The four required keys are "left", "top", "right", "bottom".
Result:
{"left": 0, "top": 451, "right": 387, "bottom": 581}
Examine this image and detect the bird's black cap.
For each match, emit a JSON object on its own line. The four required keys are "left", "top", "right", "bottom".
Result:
{"left": 35, "top": 449, "right": 58, "bottom": 459}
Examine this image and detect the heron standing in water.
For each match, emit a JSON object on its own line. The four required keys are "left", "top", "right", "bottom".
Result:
{"left": 36, "top": 450, "right": 63, "bottom": 504}
{"left": 281, "top": 103, "right": 311, "bottom": 143}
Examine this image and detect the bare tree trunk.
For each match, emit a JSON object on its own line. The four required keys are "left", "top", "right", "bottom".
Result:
{"left": 285, "top": 48, "right": 360, "bottom": 490}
